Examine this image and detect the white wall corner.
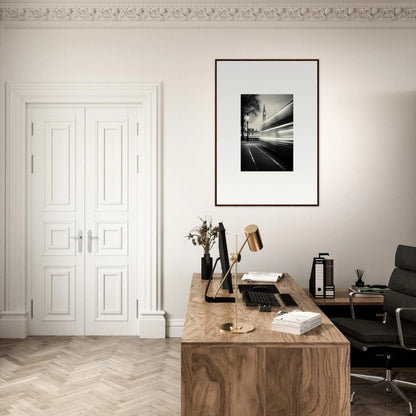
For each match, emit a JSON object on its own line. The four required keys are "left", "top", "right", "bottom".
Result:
{"left": 139, "top": 310, "right": 166, "bottom": 338}
{"left": 0, "top": 312, "right": 28, "bottom": 338}
{"left": 167, "top": 318, "right": 184, "bottom": 338}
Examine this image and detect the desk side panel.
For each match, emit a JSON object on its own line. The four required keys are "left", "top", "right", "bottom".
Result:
{"left": 181, "top": 344, "right": 266, "bottom": 416}
{"left": 266, "top": 345, "right": 350, "bottom": 416}
{"left": 182, "top": 343, "right": 350, "bottom": 416}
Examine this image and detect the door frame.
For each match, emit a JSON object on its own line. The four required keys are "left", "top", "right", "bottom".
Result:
{"left": 2, "top": 83, "right": 165, "bottom": 338}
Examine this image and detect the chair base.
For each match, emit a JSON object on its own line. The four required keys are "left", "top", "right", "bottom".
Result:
{"left": 351, "top": 362, "right": 416, "bottom": 415}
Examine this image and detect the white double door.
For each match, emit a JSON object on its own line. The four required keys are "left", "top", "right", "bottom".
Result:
{"left": 29, "top": 105, "right": 140, "bottom": 335}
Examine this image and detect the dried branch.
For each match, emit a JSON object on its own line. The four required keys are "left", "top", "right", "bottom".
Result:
{"left": 186, "top": 216, "right": 219, "bottom": 256}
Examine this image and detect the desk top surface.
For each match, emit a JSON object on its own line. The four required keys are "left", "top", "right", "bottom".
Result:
{"left": 182, "top": 273, "right": 349, "bottom": 346}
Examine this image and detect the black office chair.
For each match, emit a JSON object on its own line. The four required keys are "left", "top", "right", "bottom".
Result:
{"left": 332, "top": 245, "right": 416, "bottom": 415}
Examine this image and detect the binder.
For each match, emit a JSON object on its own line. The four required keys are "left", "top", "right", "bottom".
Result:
{"left": 324, "top": 258, "right": 335, "bottom": 299}
{"left": 309, "top": 253, "right": 334, "bottom": 299}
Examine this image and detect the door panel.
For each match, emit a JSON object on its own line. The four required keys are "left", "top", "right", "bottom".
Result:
{"left": 85, "top": 108, "right": 138, "bottom": 335}
{"left": 96, "top": 222, "right": 128, "bottom": 256}
{"left": 30, "top": 107, "right": 85, "bottom": 335}
{"left": 97, "top": 121, "right": 128, "bottom": 210}
{"left": 43, "top": 222, "right": 76, "bottom": 256}
{"left": 44, "top": 122, "right": 75, "bottom": 210}
{"left": 96, "top": 265, "right": 128, "bottom": 321}
{"left": 43, "top": 265, "right": 76, "bottom": 320}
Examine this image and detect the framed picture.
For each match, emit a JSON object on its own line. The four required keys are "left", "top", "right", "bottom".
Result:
{"left": 215, "top": 59, "right": 319, "bottom": 206}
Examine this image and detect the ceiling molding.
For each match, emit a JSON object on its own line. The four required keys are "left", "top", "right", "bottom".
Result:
{"left": 0, "top": 4, "right": 415, "bottom": 22}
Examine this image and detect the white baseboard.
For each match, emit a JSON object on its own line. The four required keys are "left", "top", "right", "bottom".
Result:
{"left": 0, "top": 311, "right": 184, "bottom": 339}
{"left": 0, "top": 312, "right": 28, "bottom": 338}
{"left": 139, "top": 310, "right": 166, "bottom": 338}
{"left": 167, "top": 319, "right": 184, "bottom": 338}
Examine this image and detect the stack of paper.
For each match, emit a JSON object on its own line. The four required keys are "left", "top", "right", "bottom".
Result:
{"left": 241, "top": 272, "right": 283, "bottom": 283}
{"left": 272, "top": 311, "right": 321, "bottom": 335}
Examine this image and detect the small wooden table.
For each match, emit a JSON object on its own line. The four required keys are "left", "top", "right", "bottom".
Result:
{"left": 304, "top": 288, "right": 385, "bottom": 321}
{"left": 181, "top": 273, "right": 350, "bottom": 416}
{"left": 304, "top": 288, "right": 384, "bottom": 306}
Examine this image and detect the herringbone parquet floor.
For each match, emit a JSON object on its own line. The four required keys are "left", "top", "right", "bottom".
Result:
{"left": 0, "top": 337, "right": 181, "bottom": 416}
{"left": 1, "top": 337, "right": 416, "bottom": 415}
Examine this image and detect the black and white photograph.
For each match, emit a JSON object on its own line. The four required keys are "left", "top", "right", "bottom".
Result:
{"left": 241, "top": 94, "right": 293, "bottom": 172}
{"left": 216, "top": 59, "right": 318, "bottom": 206}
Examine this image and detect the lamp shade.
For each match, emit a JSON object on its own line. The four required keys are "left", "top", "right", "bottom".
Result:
{"left": 244, "top": 224, "right": 263, "bottom": 252}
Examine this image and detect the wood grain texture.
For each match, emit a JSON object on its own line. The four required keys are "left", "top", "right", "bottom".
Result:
{"left": 182, "top": 345, "right": 264, "bottom": 416}
{"left": 182, "top": 274, "right": 350, "bottom": 416}
{"left": 182, "top": 273, "right": 350, "bottom": 345}
{"left": 304, "top": 288, "right": 384, "bottom": 306}
{"left": 265, "top": 346, "right": 350, "bottom": 416}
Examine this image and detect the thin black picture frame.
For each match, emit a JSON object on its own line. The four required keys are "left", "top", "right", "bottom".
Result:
{"left": 215, "top": 59, "right": 319, "bottom": 207}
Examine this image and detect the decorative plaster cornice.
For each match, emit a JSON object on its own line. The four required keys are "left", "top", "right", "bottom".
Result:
{"left": 0, "top": 4, "right": 415, "bottom": 22}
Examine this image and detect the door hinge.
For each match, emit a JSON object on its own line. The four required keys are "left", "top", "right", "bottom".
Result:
{"left": 136, "top": 155, "right": 139, "bottom": 173}
{"left": 137, "top": 122, "right": 139, "bottom": 136}
{"left": 31, "top": 122, "right": 34, "bottom": 136}
{"left": 136, "top": 300, "right": 139, "bottom": 318}
{"left": 30, "top": 300, "right": 33, "bottom": 319}
{"left": 31, "top": 155, "right": 34, "bottom": 173}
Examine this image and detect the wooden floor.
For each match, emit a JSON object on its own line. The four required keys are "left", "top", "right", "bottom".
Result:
{"left": 1, "top": 337, "right": 416, "bottom": 415}
{"left": 0, "top": 337, "right": 181, "bottom": 416}
{"left": 351, "top": 367, "right": 416, "bottom": 416}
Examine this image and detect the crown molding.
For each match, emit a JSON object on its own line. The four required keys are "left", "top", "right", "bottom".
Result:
{"left": 0, "top": 4, "right": 415, "bottom": 23}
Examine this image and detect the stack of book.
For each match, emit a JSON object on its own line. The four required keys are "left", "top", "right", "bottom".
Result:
{"left": 272, "top": 311, "right": 321, "bottom": 335}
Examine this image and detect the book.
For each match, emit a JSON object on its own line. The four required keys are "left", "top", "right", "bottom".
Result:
{"left": 272, "top": 311, "right": 321, "bottom": 335}
{"left": 309, "top": 257, "right": 324, "bottom": 298}
{"left": 324, "top": 259, "right": 335, "bottom": 299}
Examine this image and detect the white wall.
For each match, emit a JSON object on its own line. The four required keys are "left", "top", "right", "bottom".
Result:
{"left": 1, "top": 21, "right": 416, "bottom": 327}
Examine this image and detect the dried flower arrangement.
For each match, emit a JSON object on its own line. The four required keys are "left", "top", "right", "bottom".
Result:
{"left": 186, "top": 216, "right": 219, "bottom": 259}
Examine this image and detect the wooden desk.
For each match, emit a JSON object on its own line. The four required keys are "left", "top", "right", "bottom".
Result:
{"left": 181, "top": 274, "right": 350, "bottom": 416}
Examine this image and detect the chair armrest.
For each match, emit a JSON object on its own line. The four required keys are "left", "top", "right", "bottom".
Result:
{"left": 348, "top": 290, "right": 386, "bottom": 319}
{"left": 395, "top": 307, "right": 416, "bottom": 350}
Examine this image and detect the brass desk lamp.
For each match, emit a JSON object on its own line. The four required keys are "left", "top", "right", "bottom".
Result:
{"left": 213, "top": 224, "right": 263, "bottom": 333}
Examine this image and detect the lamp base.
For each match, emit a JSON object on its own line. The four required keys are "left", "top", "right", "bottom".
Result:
{"left": 219, "top": 322, "right": 255, "bottom": 334}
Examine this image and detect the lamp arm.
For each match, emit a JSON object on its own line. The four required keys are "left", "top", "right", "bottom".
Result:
{"left": 212, "top": 237, "right": 249, "bottom": 299}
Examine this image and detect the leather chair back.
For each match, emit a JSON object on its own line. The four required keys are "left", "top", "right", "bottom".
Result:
{"left": 384, "top": 245, "right": 416, "bottom": 324}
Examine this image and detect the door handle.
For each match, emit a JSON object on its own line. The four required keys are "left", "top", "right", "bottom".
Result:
{"left": 70, "top": 230, "right": 83, "bottom": 253}
{"left": 87, "top": 230, "right": 98, "bottom": 253}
